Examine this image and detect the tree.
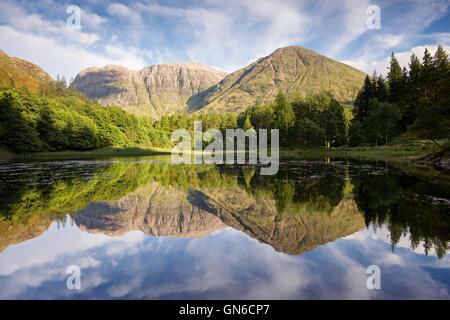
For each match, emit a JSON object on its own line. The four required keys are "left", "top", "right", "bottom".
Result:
{"left": 419, "top": 48, "right": 434, "bottom": 107}
{"left": 404, "top": 53, "right": 422, "bottom": 124}
{"left": 433, "top": 45, "right": 450, "bottom": 112}
{"left": 354, "top": 75, "right": 376, "bottom": 120}
{"left": 374, "top": 74, "right": 388, "bottom": 102}
{"left": 365, "top": 100, "right": 401, "bottom": 145}
{"left": 348, "top": 120, "right": 364, "bottom": 146}
{"left": 273, "top": 91, "right": 295, "bottom": 140}
{"left": 320, "top": 98, "right": 347, "bottom": 148}
{"left": 387, "top": 52, "right": 404, "bottom": 104}
{"left": 243, "top": 115, "right": 253, "bottom": 130}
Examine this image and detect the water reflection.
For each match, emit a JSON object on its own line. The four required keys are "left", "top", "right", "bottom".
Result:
{"left": 0, "top": 158, "right": 449, "bottom": 299}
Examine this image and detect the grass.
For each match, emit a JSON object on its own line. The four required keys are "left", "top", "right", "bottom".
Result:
{"left": 280, "top": 139, "right": 440, "bottom": 164}
{"left": 10, "top": 147, "right": 172, "bottom": 160}
{"left": 2, "top": 140, "right": 450, "bottom": 186}
{"left": 281, "top": 139, "right": 450, "bottom": 185}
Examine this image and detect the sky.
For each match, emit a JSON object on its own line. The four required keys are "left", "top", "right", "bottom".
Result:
{"left": 1, "top": 219, "right": 449, "bottom": 299}
{"left": 0, "top": 0, "right": 449, "bottom": 80}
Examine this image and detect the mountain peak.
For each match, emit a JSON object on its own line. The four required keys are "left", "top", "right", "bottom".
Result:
{"left": 71, "top": 45, "right": 366, "bottom": 117}
{"left": 0, "top": 49, "right": 53, "bottom": 91}
{"left": 72, "top": 62, "right": 227, "bottom": 118}
{"left": 195, "top": 45, "right": 366, "bottom": 113}
{"left": 272, "top": 45, "right": 315, "bottom": 53}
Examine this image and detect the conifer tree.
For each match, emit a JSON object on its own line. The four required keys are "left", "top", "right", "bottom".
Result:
{"left": 375, "top": 75, "right": 388, "bottom": 102}
{"left": 354, "top": 75, "right": 375, "bottom": 120}
{"left": 387, "top": 52, "right": 404, "bottom": 104}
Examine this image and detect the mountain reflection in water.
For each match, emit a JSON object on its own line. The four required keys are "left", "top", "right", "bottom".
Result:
{"left": 0, "top": 159, "right": 449, "bottom": 299}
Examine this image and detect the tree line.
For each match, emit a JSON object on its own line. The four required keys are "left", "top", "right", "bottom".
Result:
{"left": 350, "top": 45, "right": 450, "bottom": 147}
{"left": 0, "top": 83, "right": 170, "bottom": 153}
{"left": 155, "top": 91, "right": 352, "bottom": 148}
{"left": 1, "top": 46, "right": 448, "bottom": 153}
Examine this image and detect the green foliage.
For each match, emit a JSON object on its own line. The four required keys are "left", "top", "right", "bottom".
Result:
{"left": 0, "top": 88, "right": 170, "bottom": 152}
{"left": 273, "top": 91, "right": 295, "bottom": 136}
{"left": 349, "top": 100, "right": 401, "bottom": 146}
{"left": 387, "top": 52, "right": 405, "bottom": 104}
{"left": 154, "top": 112, "right": 238, "bottom": 134}
{"left": 350, "top": 45, "right": 450, "bottom": 147}
{"left": 243, "top": 115, "right": 253, "bottom": 130}
{"left": 237, "top": 91, "right": 348, "bottom": 148}
{"left": 354, "top": 75, "right": 376, "bottom": 120}
{"left": 292, "top": 92, "right": 347, "bottom": 147}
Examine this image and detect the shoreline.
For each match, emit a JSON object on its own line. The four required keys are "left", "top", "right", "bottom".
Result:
{"left": 2, "top": 143, "right": 449, "bottom": 182}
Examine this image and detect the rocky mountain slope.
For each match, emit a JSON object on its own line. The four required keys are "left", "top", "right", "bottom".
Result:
{"left": 71, "top": 63, "right": 227, "bottom": 118}
{"left": 188, "top": 188, "right": 364, "bottom": 255}
{"left": 75, "top": 181, "right": 364, "bottom": 255}
{"left": 75, "top": 182, "right": 226, "bottom": 238}
{"left": 195, "top": 46, "right": 366, "bottom": 113}
{"left": 0, "top": 50, "right": 53, "bottom": 92}
{"left": 1, "top": 46, "right": 366, "bottom": 117}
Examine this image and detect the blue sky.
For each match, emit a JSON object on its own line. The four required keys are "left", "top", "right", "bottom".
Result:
{"left": 0, "top": 0, "right": 449, "bottom": 79}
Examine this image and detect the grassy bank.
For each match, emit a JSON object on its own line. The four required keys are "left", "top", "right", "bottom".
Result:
{"left": 280, "top": 140, "right": 440, "bottom": 164}
{"left": 4, "top": 147, "right": 172, "bottom": 161}
{"left": 281, "top": 139, "right": 450, "bottom": 185}
{"left": 1, "top": 139, "right": 444, "bottom": 163}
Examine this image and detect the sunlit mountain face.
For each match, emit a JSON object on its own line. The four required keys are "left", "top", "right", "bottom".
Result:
{"left": 0, "top": 158, "right": 449, "bottom": 299}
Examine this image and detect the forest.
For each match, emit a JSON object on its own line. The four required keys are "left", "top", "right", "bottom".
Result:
{"left": 155, "top": 46, "right": 450, "bottom": 150}
{"left": 0, "top": 46, "right": 448, "bottom": 153}
{"left": 350, "top": 45, "right": 450, "bottom": 148}
{"left": 0, "top": 83, "right": 170, "bottom": 152}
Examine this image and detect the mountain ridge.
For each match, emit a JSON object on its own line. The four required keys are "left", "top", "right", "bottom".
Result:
{"left": 1, "top": 46, "right": 367, "bottom": 118}
{"left": 71, "top": 62, "right": 227, "bottom": 118}
{"left": 0, "top": 50, "right": 54, "bottom": 92}
{"left": 194, "top": 46, "right": 367, "bottom": 113}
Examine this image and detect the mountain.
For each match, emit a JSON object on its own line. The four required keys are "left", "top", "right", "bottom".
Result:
{"left": 77, "top": 180, "right": 364, "bottom": 255}
{"left": 71, "top": 63, "right": 227, "bottom": 118}
{"left": 75, "top": 182, "right": 226, "bottom": 238}
{"left": 0, "top": 50, "right": 53, "bottom": 92}
{"left": 188, "top": 188, "right": 364, "bottom": 255}
{"left": 193, "top": 46, "right": 367, "bottom": 113}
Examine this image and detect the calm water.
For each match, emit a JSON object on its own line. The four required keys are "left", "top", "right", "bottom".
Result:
{"left": 0, "top": 158, "right": 449, "bottom": 299}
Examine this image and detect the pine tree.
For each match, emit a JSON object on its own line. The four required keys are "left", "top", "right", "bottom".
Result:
{"left": 433, "top": 45, "right": 450, "bottom": 107}
{"left": 387, "top": 52, "right": 404, "bottom": 104}
{"left": 354, "top": 75, "right": 375, "bottom": 120}
{"left": 412, "top": 47, "right": 450, "bottom": 147}
{"left": 408, "top": 54, "right": 422, "bottom": 87}
{"left": 403, "top": 53, "right": 422, "bottom": 126}
{"left": 418, "top": 48, "right": 434, "bottom": 110}
{"left": 375, "top": 75, "right": 388, "bottom": 101}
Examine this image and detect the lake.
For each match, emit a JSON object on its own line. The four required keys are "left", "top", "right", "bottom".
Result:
{"left": 0, "top": 157, "right": 449, "bottom": 299}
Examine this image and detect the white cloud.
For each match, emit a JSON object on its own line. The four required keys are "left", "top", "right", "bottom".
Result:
{"left": 371, "top": 45, "right": 450, "bottom": 75}
{"left": 324, "top": 0, "right": 371, "bottom": 57}
{"left": 0, "top": 0, "right": 101, "bottom": 45}
{"left": 344, "top": 44, "right": 450, "bottom": 75}
{"left": 134, "top": 0, "right": 311, "bottom": 71}
{"left": 0, "top": 0, "right": 449, "bottom": 81}
{"left": 374, "top": 34, "right": 404, "bottom": 49}
{"left": 82, "top": 10, "right": 107, "bottom": 29}
{"left": 106, "top": 3, "right": 142, "bottom": 24}
{"left": 0, "top": 26, "right": 148, "bottom": 79}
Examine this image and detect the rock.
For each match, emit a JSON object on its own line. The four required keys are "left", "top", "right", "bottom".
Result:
{"left": 195, "top": 46, "right": 367, "bottom": 113}
{"left": 71, "top": 63, "right": 227, "bottom": 119}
